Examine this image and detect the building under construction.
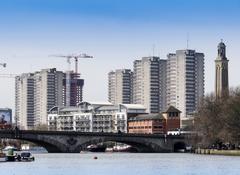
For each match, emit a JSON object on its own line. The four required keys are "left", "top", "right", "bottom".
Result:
{"left": 63, "top": 71, "right": 84, "bottom": 106}
{"left": 51, "top": 53, "right": 92, "bottom": 107}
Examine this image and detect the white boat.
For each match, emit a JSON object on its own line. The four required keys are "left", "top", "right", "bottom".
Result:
{"left": 3, "top": 146, "right": 18, "bottom": 151}
{"left": 113, "top": 145, "right": 131, "bottom": 152}
{"left": 105, "top": 147, "right": 113, "bottom": 152}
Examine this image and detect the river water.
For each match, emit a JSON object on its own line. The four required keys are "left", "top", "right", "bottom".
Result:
{"left": 1, "top": 153, "right": 240, "bottom": 175}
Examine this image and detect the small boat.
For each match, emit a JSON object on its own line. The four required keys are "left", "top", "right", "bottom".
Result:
{"left": 105, "top": 147, "right": 113, "bottom": 152}
{"left": 1, "top": 147, "right": 35, "bottom": 162}
{"left": 86, "top": 144, "right": 106, "bottom": 152}
{"left": 3, "top": 146, "right": 18, "bottom": 151}
{"left": 112, "top": 144, "right": 137, "bottom": 153}
{"left": 6, "top": 155, "right": 15, "bottom": 162}
{"left": 18, "top": 152, "right": 35, "bottom": 162}
{"left": 6, "top": 148, "right": 16, "bottom": 162}
{"left": 113, "top": 145, "right": 132, "bottom": 152}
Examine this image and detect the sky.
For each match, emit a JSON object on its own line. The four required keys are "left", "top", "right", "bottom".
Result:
{"left": 0, "top": 0, "right": 240, "bottom": 111}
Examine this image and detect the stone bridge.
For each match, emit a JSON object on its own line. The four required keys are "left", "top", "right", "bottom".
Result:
{"left": 0, "top": 130, "right": 190, "bottom": 153}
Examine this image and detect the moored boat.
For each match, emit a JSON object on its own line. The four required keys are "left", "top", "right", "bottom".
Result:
{"left": 19, "top": 152, "right": 35, "bottom": 161}
{"left": 112, "top": 145, "right": 137, "bottom": 152}
{"left": 6, "top": 148, "right": 15, "bottom": 162}
{"left": 86, "top": 144, "right": 106, "bottom": 152}
{"left": 3, "top": 146, "right": 18, "bottom": 152}
{"left": 0, "top": 147, "right": 35, "bottom": 162}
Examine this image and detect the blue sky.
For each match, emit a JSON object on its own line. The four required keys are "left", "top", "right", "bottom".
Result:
{"left": 0, "top": 0, "right": 240, "bottom": 110}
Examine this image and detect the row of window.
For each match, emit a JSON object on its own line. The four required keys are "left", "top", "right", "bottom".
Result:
{"left": 129, "top": 126, "right": 152, "bottom": 129}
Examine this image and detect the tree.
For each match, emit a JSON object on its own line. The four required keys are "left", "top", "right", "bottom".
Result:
{"left": 193, "top": 88, "right": 240, "bottom": 149}
{"left": 224, "top": 88, "right": 240, "bottom": 145}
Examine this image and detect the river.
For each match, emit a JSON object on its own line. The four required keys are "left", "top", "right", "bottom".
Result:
{"left": 1, "top": 153, "right": 240, "bottom": 175}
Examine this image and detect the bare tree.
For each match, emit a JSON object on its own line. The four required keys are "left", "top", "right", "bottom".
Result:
{"left": 193, "top": 88, "right": 240, "bottom": 149}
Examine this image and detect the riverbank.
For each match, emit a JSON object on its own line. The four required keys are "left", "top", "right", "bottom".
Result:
{"left": 195, "top": 149, "right": 240, "bottom": 156}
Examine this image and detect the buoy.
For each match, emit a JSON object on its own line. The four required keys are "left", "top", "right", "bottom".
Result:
{"left": 93, "top": 156, "right": 98, "bottom": 159}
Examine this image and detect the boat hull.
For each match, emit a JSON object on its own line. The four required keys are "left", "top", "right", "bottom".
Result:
{"left": 87, "top": 145, "right": 106, "bottom": 152}
{"left": 6, "top": 156, "right": 15, "bottom": 162}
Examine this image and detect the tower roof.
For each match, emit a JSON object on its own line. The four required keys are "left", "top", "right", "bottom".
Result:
{"left": 216, "top": 40, "right": 227, "bottom": 60}
{"left": 164, "top": 106, "right": 181, "bottom": 113}
{"left": 218, "top": 40, "right": 226, "bottom": 48}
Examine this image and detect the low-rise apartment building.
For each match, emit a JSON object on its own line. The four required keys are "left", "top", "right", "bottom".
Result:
{"left": 48, "top": 101, "right": 146, "bottom": 133}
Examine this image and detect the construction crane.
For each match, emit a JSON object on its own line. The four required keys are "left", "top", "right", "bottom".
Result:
{"left": 73, "top": 53, "right": 93, "bottom": 74}
{"left": 50, "top": 53, "right": 93, "bottom": 74}
{"left": 0, "top": 74, "right": 17, "bottom": 78}
{"left": 0, "top": 63, "right": 6, "bottom": 68}
{"left": 0, "top": 63, "right": 17, "bottom": 78}
{"left": 50, "top": 53, "right": 93, "bottom": 107}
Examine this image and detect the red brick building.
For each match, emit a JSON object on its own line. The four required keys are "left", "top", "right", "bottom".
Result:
{"left": 128, "top": 106, "right": 181, "bottom": 134}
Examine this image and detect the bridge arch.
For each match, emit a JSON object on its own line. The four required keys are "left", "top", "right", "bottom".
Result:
{"left": 0, "top": 130, "right": 69, "bottom": 153}
{"left": 73, "top": 137, "right": 166, "bottom": 153}
{"left": 173, "top": 141, "right": 186, "bottom": 152}
{"left": 20, "top": 139, "right": 61, "bottom": 153}
{"left": 19, "top": 137, "right": 66, "bottom": 153}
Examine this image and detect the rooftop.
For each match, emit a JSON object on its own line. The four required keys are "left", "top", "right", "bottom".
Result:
{"left": 164, "top": 106, "right": 181, "bottom": 113}
{"left": 132, "top": 113, "right": 163, "bottom": 121}
{"left": 79, "top": 101, "right": 113, "bottom": 106}
{"left": 97, "top": 105, "right": 119, "bottom": 111}
{"left": 120, "top": 104, "right": 146, "bottom": 110}
{"left": 59, "top": 107, "right": 79, "bottom": 112}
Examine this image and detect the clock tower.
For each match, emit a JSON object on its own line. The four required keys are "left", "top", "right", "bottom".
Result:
{"left": 215, "top": 40, "right": 229, "bottom": 98}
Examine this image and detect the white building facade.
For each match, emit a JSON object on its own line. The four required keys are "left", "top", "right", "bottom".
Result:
{"left": 33, "top": 68, "right": 64, "bottom": 127}
{"left": 108, "top": 69, "right": 133, "bottom": 104}
{"left": 166, "top": 50, "right": 204, "bottom": 118}
{"left": 15, "top": 73, "right": 35, "bottom": 129}
{"left": 48, "top": 102, "right": 146, "bottom": 133}
{"left": 133, "top": 57, "right": 167, "bottom": 113}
